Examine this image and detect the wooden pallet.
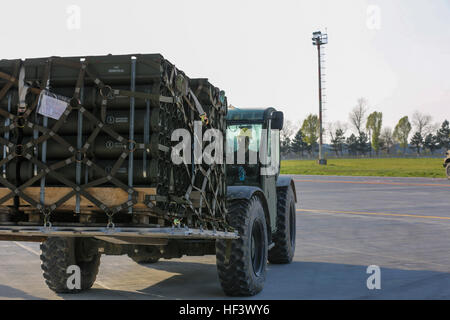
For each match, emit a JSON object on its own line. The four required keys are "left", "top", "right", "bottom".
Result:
{"left": 0, "top": 187, "right": 156, "bottom": 211}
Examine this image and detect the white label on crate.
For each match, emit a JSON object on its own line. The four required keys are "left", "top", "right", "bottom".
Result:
{"left": 115, "top": 117, "right": 128, "bottom": 123}
{"left": 38, "top": 93, "right": 69, "bottom": 120}
{"left": 108, "top": 66, "right": 125, "bottom": 73}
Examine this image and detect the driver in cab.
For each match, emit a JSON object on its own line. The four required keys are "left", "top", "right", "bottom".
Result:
{"left": 235, "top": 127, "right": 259, "bottom": 166}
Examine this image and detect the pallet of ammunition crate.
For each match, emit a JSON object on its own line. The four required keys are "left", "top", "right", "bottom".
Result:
{"left": 0, "top": 54, "right": 228, "bottom": 231}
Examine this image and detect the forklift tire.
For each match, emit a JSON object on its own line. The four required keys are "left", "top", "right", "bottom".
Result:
{"left": 40, "top": 237, "right": 100, "bottom": 293}
{"left": 269, "top": 186, "right": 296, "bottom": 264}
{"left": 216, "top": 196, "right": 268, "bottom": 296}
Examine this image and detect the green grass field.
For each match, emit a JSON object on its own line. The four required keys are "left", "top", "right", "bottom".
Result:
{"left": 280, "top": 158, "right": 446, "bottom": 178}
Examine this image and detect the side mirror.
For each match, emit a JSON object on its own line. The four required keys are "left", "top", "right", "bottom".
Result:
{"left": 271, "top": 111, "right": 284, "bottom": 130}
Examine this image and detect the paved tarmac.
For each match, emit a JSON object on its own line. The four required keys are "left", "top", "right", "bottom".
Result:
{"left": 1, "top": 175, "right": 450, "bottom": 300}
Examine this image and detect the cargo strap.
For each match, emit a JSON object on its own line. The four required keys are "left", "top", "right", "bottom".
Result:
{"left": 0, "top": 57, "right": 229, "bottom": 231}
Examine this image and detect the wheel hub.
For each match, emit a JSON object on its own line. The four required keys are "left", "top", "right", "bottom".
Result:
{"left": 251, "top": 220, "right": 264, "bottom": 277}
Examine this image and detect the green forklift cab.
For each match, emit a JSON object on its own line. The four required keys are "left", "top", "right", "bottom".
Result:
{"left": 225, "top": 107, "right": 293, "bottom": 236}
{"left": 218, "top": 107, "right": 297, "bottom": 296}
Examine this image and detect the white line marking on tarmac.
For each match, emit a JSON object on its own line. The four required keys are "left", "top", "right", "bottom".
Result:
{"left": 10, "top": 242, "right": 180, "bottom": 299}
{"left": 295, "top": 179, "right": 450, "bottom": 188}
{"left": 297, "top": 208, "right": 450, "bottom": 221}
{"left": 301, "top": 241, "right": 448, "bottom": 268}
{"left": 13, "top": 242, "right": 40, "bottom": 256}
{"left": 95, "top": 281, "right": 112, "bottom": 290}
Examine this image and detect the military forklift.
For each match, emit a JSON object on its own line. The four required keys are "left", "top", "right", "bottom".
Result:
{"left": 127, "top": 107, "right": 297, "bottom": 296}
{"left": 216, "top": 107, "right": 297, "bottom": 295}
{"left": 38, "top": 107, "right": 296, "bottom": 297}
{"left": 0, "top": 54, "right": 296, "bottom": 297}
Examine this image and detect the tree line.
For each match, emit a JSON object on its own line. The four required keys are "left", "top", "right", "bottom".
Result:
{"left": 281, "top": 98, "right": 450, "bottom": 157}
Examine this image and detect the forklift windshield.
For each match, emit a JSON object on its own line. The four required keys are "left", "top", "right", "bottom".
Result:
{"left": 226, "top": 123, "right": 262, "bottom": 155}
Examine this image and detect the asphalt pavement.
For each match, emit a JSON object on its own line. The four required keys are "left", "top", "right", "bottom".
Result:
{"left": 1, "top": 175, "right": 450, "bottom": 300}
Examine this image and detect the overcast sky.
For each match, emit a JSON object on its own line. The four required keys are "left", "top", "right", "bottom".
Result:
{"left": 1, "top": 0, "right": 449, "bottom": 136}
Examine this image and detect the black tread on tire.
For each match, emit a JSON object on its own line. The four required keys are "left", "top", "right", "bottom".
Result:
{"left": 216, "top": 196, "right": 268, "bottom": 296}
{"left": 269, "top": 186, "right": 296, "bottom": 264}
{"left": 40, "top": 237, "right": 100, "bottom": 293}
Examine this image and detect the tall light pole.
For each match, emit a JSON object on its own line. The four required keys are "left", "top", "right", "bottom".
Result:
{"left": 312, "top": 30, "right": 328, "bottom": 165}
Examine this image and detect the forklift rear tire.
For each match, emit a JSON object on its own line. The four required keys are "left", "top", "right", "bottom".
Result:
{"left": 216, "top": 196, "right": 268, "bottom": 296}
{"left": 40, "top": 237, "right": 100, "bottom": 293}
{"left": 269, "top": 186, "right": 296, "bottom": 264}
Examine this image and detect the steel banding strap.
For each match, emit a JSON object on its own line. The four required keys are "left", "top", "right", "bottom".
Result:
{"left": 127, "top": 58, "right": 136, "bottom": 214}
{"left": 143, "top": 90, "right": 150, "bottom": 177}
{"left": 75, "top": 65, "right": 86, "bottom": 213}
{"left": 74, "top": 62, "right": 87, "bottom": 100}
